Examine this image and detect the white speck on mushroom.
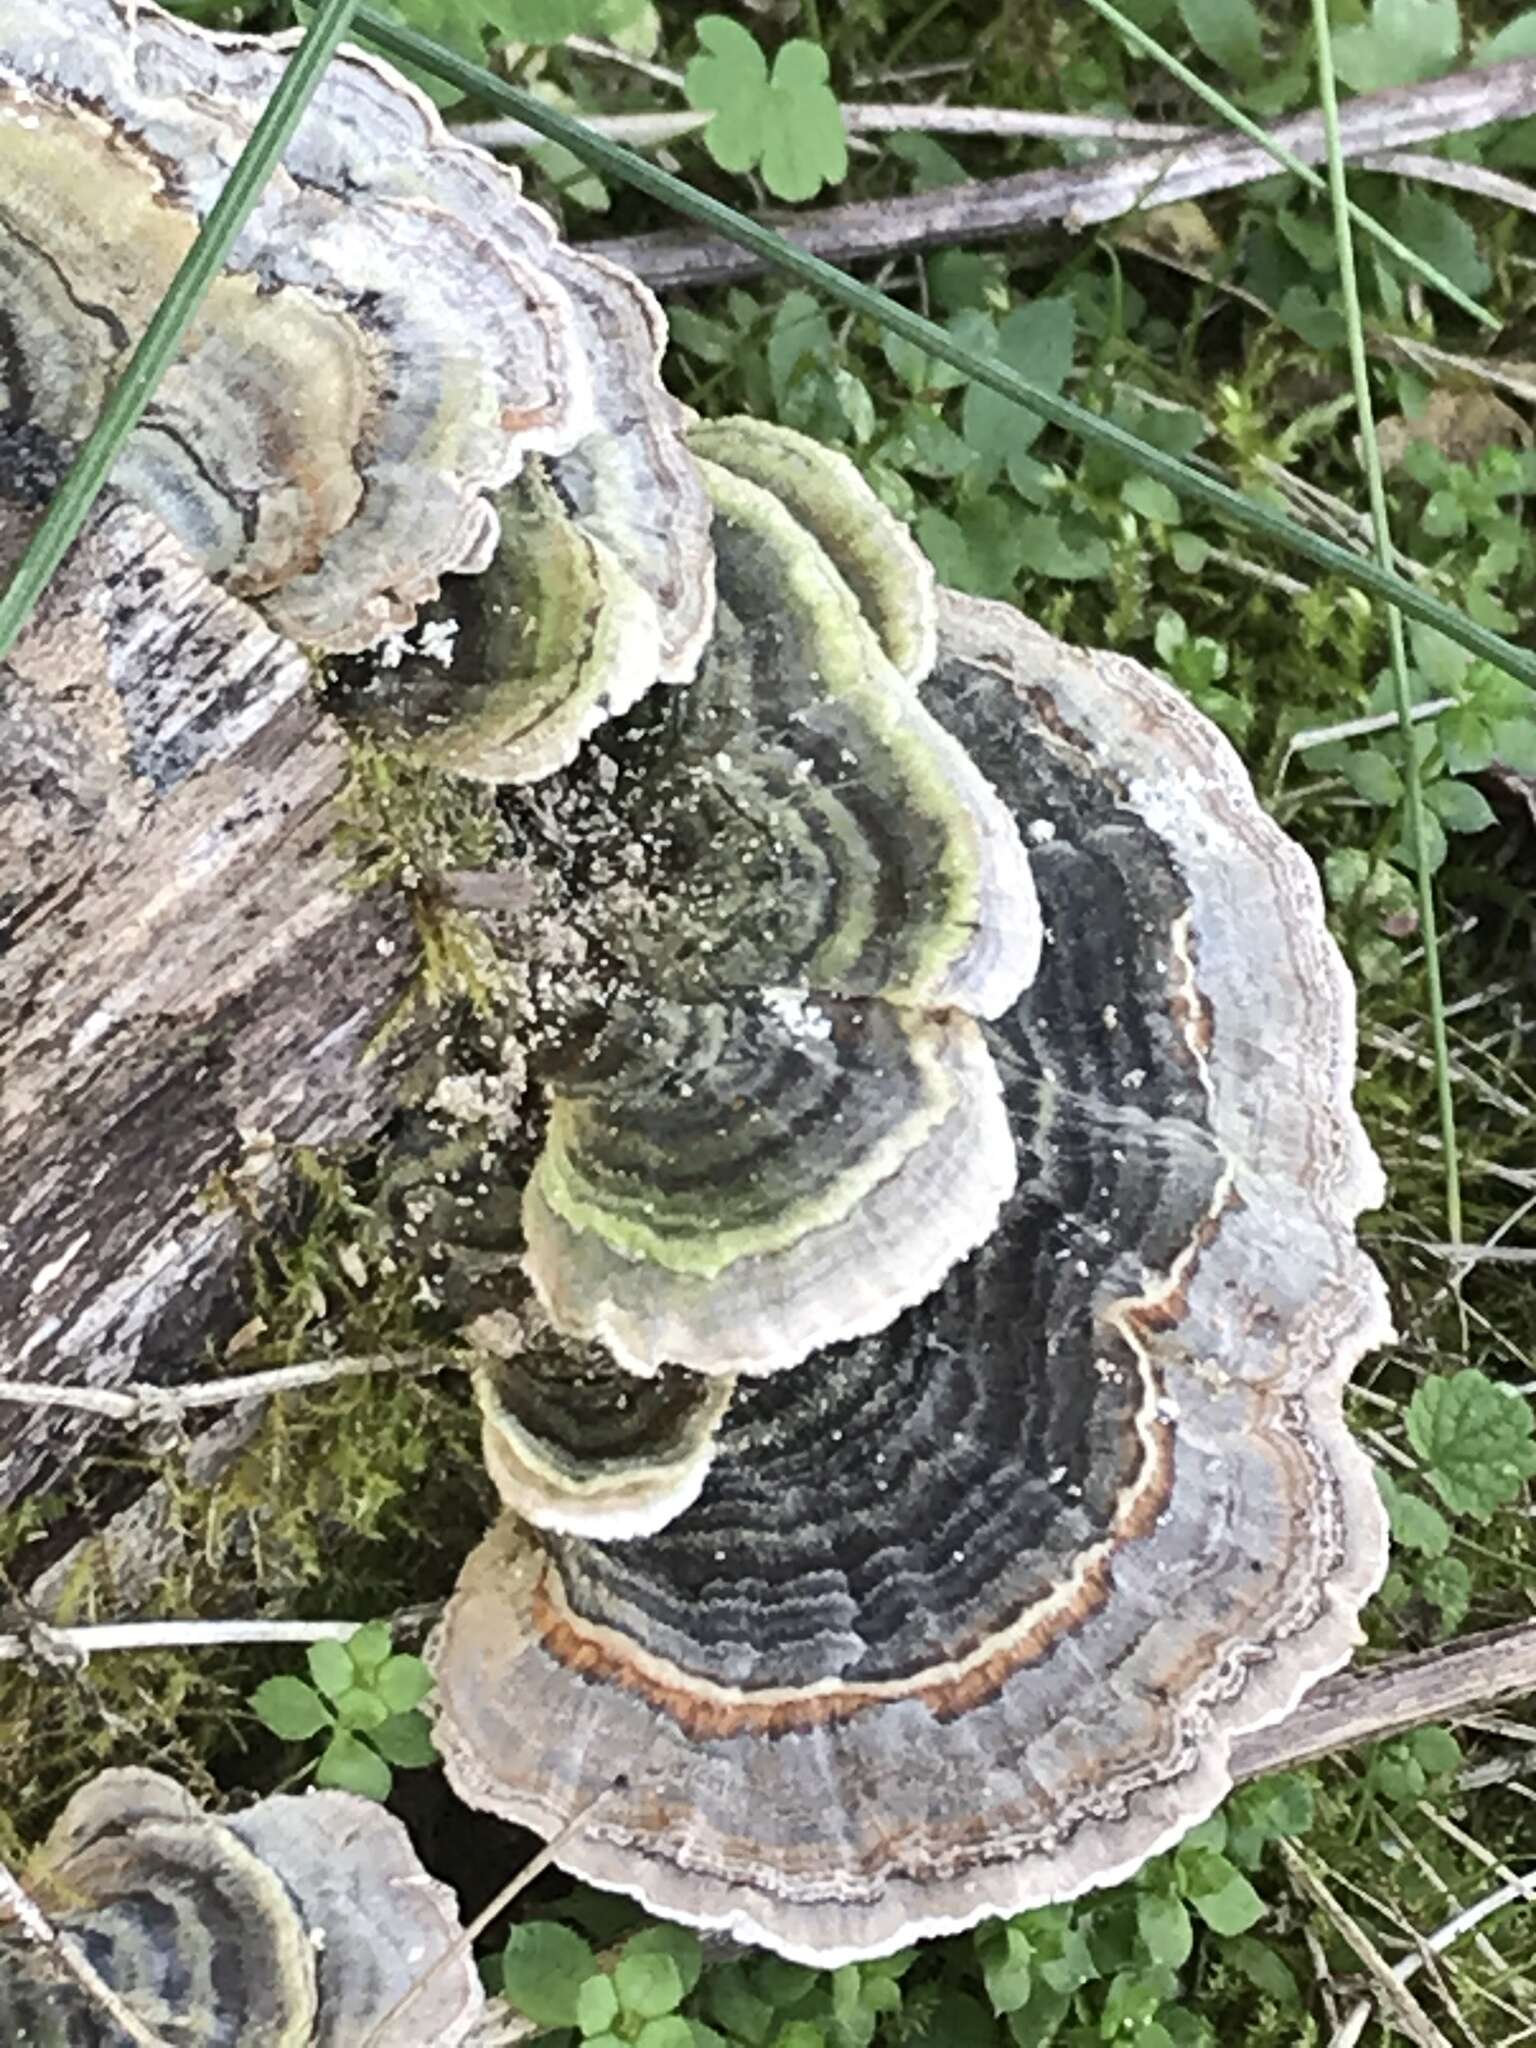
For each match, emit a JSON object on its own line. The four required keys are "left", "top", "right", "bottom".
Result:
{"left": 1026, "top": 818, "right": 1056, "bottom": 844}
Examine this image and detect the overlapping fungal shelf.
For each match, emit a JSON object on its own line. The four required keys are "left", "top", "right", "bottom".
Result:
{"left": 0, "top": 0, "right": 1391, "bottom": 1981}
{"left": 0, "top": 1770, "right": 483, "bottom": 2044}
{"left": 428, "top": 455, "right": 1391, "bottom": 1963}
{"left": 0, "top": 0, "right": 710, "bottom": 667}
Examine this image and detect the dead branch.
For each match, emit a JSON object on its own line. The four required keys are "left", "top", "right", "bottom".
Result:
{"left": 1281, "top": 1841, "right": 1457, "bottom": 2048}
{"left": 584, "top": 58, "right": 1536, "bottom": 289}
{"left": 0, "top": 1350, "right": 450, "bottom": 1427}
{"left": 1232, "top": 1620, "right": 1536, "bottom": 1782}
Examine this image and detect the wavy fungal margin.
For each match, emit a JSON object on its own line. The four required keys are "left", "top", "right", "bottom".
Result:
{"left": 431, "top": 592, "right": 1391, "bottom": 1964}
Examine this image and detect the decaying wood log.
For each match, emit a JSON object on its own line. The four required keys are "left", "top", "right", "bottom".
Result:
{"left": 0, "top": 479, "right": 413, "bottom": 1508}
{"left": 1233, "top": 1619, "right": 1536, "bottom": 1780}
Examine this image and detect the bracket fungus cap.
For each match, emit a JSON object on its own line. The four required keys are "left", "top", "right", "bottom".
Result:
{"left": 430, "top": 589, "right": 1390, "bottom": 1964}
{"left": 474, "top": 1324, "right": 737, "bottom": 1538}
{"left": 0, "top": 0, "right": 701, "bottom": 663}
{"left": 1, "top": 1769, "right": 484, "bottom": 2043}
{"left": 498, "top": 437, "right": 1040, "bottom": 1382}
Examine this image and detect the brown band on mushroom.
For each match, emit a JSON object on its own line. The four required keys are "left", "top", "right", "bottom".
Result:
{"left": 431, "top": 592, "right": 1389, "bottom": 1965}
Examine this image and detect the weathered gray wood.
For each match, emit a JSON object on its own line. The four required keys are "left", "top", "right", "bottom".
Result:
{"left": 587, "top": 58, "right": 1536, "bottom": 288}
{"left": 0, "top": 487, "right": 413, "bottom": 1507}
{"left": 1233, "top": 1619, "right": 1536, "bottom": 1781}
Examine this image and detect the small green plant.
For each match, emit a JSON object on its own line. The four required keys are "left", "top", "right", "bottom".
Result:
{"left": 1376, "top": 1369, "right": 1536, "bottom": 1638}
{"left": 499, "top": 1920, "right": 713, "bottom": 2045}
{"left": 250, "top": 1620, "right": 436, "bottom": 1800}
{"left": 1301, "top": 622, "right": 1536, "bottom": 873}
{"left": 685, "top": 16, "right": 847, "bottom": 203}
{"left": 1154, "top": 606, "right": 1252, "bottom": 743}
{"left": 1362, "top": 1724, "right": 1464, "bottom": 1807}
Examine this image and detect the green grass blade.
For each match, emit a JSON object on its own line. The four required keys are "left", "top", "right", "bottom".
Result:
{"left": 352, "top": 8, "right": 1536, "bottom": 692}
{"left": 0, "top": 0, "right": 362, "bottom": 667}
{"left": 1082, "top": 0, "right": 1498, "bottom": 330}
{"left": 1311, "top": 0, "right": 1461, "bottom": 1244}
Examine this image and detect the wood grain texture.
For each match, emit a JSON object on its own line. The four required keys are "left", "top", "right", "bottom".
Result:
{"left": 586, "top": 59, "right": 1536, "bottom": 289}
{"left": 0, "top": 482, "right": 413, "bottom": 1507}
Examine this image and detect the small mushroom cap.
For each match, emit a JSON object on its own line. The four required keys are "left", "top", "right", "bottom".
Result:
{"left": 2, "top": 1770, "right": 485, "bottom": 2044}
{"left": 432, "top": 591, "right": 1389, "bottom": 1964}
{"left": 640, "top": 456, "right": 1038, "bottom": 1015}
{"left": 686, "top": 417, "right": 936, "bottom": 684}
{"left": 0, "top": 0, "right": 689, "bottom": 656}
{"left": 10, "top": 1768, "right": 318, "bottom": 2045}
{"left": 544, "top": 245, "right": 716, "bottom": 684}
{"left": 357, "top": 468, "right": 664, "bottom": 786}
{"left": 475, "top": 1337, "right": 736, "bottom": 1538}
{"left": 228, "top": 1791, "right": 485, "bottom": 2048}
{"left": 524, "top": 995, "right": 1016, "bottom": 1376}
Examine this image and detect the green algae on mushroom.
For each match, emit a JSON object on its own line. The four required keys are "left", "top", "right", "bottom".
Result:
{"left": 686, "top": 417, "right": 936, "bottom": 685}
{"left": 430, "top": 591, "right": 1390, "bottom": 1963}
{"left": 1, "top": 1770, "right": 483, "bottom": 2045}
{"left": 523, "top": 994, "right": 1015, "bottom": 1376}
{"left": 355, "top": 469, "right": 665, "bottom": 787}
{"left": 423, "top": 432, "right": 1041, "bottom": 1382}
{"left": 632, "top": 456, "right": 1038, "bottom": 1014}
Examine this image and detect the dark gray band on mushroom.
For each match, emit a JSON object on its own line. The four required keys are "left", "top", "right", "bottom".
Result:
{"left": 525, "top": 993, "right": 1015, "bottom": 1375}
{"left": 433, "top": 594, "right": 1390, "bottom": 1965}
{"left": 477, "top": 1338, "right": 735, "bottom": 1538}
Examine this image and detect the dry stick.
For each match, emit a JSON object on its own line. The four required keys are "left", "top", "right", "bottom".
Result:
{"left": 0, "top": 1859, "right": 176, "bottom": 2048}
{"left": 455, "top": 100, "right": 1205, "bottom": 151}
{"left": 0, "top": 1350, "right": 450, "bottom": 1426}
{"left": 358, "top": 1792, "right": 615, "bottom": 2048}
{"left": 1230, "top": 1620, "right": 1536, "bottom": 1782}
{"left": 585, "top": 57, "right": 1536, "bottom": 288}
{"left": 1359, "top": 148, "right": 1536, "bottom": 217}
{"left": 0, "top": 1617, "right": 364, "bottom": 1666}
{"left": 1281, "top": 1841, "right": 1458, "bottom": 2048}
{"left": 1331, "top": 1871, "right": 1536, "bottom": 2048}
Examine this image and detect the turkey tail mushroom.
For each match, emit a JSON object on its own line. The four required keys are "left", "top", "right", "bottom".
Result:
{"left": 429, "top": 590, "right": 1390, "bottom": 1963}
{"left": 0, "top": 0, "right": 709, "bottom": 676}
{"left": 1, "top": 1770, "right": 483, "bottom": 2044}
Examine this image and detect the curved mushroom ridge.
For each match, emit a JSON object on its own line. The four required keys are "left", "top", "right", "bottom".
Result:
{"left": 0, "top": 0, "right": 702, "bottom": 660}
{"left": 0, "top": 1769, "right": 483, "bottom": 2045}
{"left": 501, "top": 449, "right": 1039, "bottom": 1381}
{"left": 432, "top": 591, "right": 1390, "bottom": 1962}
{"left": 2, "top": 1771, "right": 317, "bottom": 2046}
{"left": 476, "top": 1337, "right": 737, "bottom": 1539}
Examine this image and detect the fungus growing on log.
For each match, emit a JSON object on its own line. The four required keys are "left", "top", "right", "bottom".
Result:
{"left": 0, "top": 0, "right": 1390, "bottom": 1972}
{"left": 431, "top": 577, "right": 1390, "bottom": 1959}
{"left": 0, "top": 0, "right": 709, "bottom": 676}
{"left": 437, "top": 430, "right": 1041, "bottom": 1380}
{"left": 0, "top": 1769, "right": 483, "bottom": 2043}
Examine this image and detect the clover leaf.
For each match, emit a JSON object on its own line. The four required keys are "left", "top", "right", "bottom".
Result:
{"left": 686, "top": 17, "right": 847, "bottom": 202}
{"left": 1332, "top": 0, "right": 1461, "bottom": 91}
{"left": 249, "top": 1622, "right": 437, "bottom": 1802}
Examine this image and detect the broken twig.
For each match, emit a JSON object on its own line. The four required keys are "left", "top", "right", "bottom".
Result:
{"left": 584, "top": 59, "right": 1536, "bottom": 288}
